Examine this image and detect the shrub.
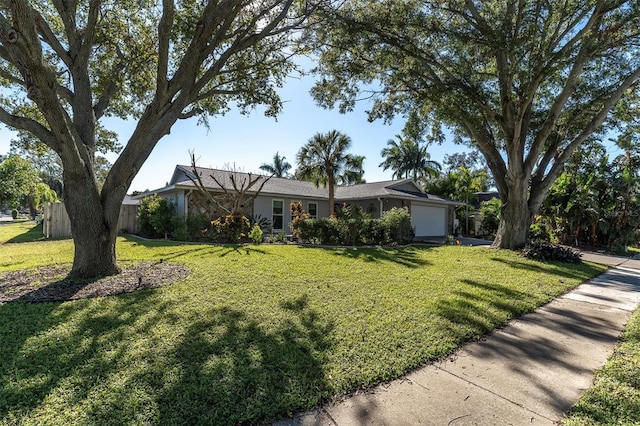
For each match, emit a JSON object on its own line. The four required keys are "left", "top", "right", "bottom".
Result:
{"left": 522, "top": 242, "right": 582, "bottom": 263}
{"left": 296, "top": 207, "right": 413, "bottom": 246}
{"left": 529, "top": 215, "right": 554, "bottom": 242}
{"left": 316, "top": 217, "right": 341, "bottom": 244}
{"left": 172, "top": 220, "right": 189, "bottom": 241}
{"left": 295, "top": 218, "right": 316, "bottom": 242}
{"left": 186, "top": 212, "right": 211, "bottom": 240}
{"left": 211, "top": 213, "right": 250, "bottom": 243}
{"left": 289, "top": 202, "right": 310, "bottom": 239}
{"left": 11, "top": 209, "right": 17, "bottom": 220}
{"left": 364, "top": 218, "right": 387, "bottom": 245}
{"left": 248, "top": 224, "right": 263, "bottom": 244}
{"left": 479, "top": 198, "right": 501, "bottom": 237}
{"left": 379, "top": 207, "right": 413, "bottom": 244}
{"left": 138, "top": 195, "right": 177, "bottom": 239}
{"left": 335, "top": 205, "right": 370, "bottom": 245}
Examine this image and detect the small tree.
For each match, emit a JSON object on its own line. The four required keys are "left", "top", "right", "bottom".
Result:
{"left": 28, "top": 182, "right": 58, "bottom": 219}
{"left": 0, "top": 155, "right": 39, "bottom": 210}
{"left": 188, "top": 152, "right": 272, "bottom": 217}
{"left": 138, "top": 195, "right": 176, "bottom": 240}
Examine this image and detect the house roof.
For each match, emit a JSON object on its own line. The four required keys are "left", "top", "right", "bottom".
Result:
{"left": 170, "top": 165, "right": 330, "bottom": 199}
{"left": 139, "top": 165, "right": 462, "bottom": 206}
{"left": 334, "top": 179, "right": 454, "bottom": 203}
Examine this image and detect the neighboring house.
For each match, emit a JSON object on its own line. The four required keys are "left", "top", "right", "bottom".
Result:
{"left": 136, "top": 165, "right": 463, "bottom": 239}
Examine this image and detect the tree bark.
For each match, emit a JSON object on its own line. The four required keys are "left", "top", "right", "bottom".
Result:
{"left": 63, "top": 165, "right": 123, "bottom": 278}
{"left": 491, "top": 174, "right": 532, "bottom": 249}
{"left": 328, "top": 172, "right": 336, "bottom": 217}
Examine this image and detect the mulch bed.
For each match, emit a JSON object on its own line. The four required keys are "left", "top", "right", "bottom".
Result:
{"left": 0, "top": 262, "right": 190, "bottom": 303}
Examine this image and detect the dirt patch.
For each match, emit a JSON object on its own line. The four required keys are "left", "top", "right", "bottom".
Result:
{"left": 0, "top": 262, "right": 190, "bottom": 303}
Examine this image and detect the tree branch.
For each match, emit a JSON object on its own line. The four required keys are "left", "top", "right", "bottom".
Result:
{"left": 0, "top": 105, "right": 59, "bottom": 152}
{"left": 34, "top": 10, "right": 73, "bottom": 69}
{"left": 93, "top": 56, "right": 125, "bottom": 120}
{"left": 155, "top": 0, "right": 174, "bottom": 100}
{"left": 536, "top": 66, "right": 640, "bottom": 199}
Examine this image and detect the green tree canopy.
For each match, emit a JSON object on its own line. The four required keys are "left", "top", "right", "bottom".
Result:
{"left": 0, "top": 0, "right": 325, "bottom": 277}
{"left": 296, "top": 130, "right": 365, "bottom": 216}
{"left": 0, "top": 155, "right": 39, "bottom": 209}
{"left": 307, "top": 0, "right": 640, "bottom": 248}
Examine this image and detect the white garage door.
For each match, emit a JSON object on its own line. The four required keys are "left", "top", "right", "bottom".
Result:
{"left": 411, "top": 203, "right": 447, "bottom": 236}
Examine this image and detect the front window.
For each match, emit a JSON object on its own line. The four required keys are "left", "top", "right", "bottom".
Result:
{"left": 272, "top": 200, "right": 284, "bottom": 230}
{"left": 308, "top": 202, "right": 317, "bottom": 218}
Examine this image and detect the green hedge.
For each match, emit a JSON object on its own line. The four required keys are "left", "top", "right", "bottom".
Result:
{"left": 293, "top": 207, "right": 414, "bottom": 245}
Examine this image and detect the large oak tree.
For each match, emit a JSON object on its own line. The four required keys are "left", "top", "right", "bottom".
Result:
{"left": 0, "top": 0, "right": 326, "bottom": 277}
{"left": 307, "top": 0, "right": 640, "bottom": 248}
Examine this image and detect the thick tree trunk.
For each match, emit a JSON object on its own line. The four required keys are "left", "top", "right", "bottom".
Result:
{"left": 492, "top": 201, "right": 531, "bottom": 249}
{"left": 491, "top": 175, "right": 534, "bottom": 249}
{"left": 63, "top": 168, "right": 123, "bottom": 279}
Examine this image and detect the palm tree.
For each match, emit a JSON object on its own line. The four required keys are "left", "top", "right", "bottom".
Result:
{"left": 296, "top": 130, "right": 365, "bottom": 216}
{"left": 259, "top": 152, "right": 291, "bottom": 178}
{"left": 379, "top": 134, "right": 441, "bottom": 182}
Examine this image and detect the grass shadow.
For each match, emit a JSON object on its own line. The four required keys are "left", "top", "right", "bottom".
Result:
{"left": 0, "top": 291, "right": 177, "bottom": 423}
{"left": 2, "top": 221, "right": 47, "bottom": 244}
{"left": 155, "top": 297, "right": 334, "bottom": 424}
{"left": 433, "top": 278, "right": 533, "bottom": 338}
{"left": 121, "top": 235, "right": 268, "bottom": 260}
{"left": 300, "top": 245, "right": 432, "bottom": 268}
{"left": 0, "top": 290, "right": 334, "bottom": 424}
{"left": 489, "top": 256, "right": 604, "bottom": 280}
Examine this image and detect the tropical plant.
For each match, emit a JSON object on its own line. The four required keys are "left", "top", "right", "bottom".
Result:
{"left": 454, "top": 167, "right": 489, "bottom": 236}
{"left": 212, "top": 214, "right": 251, "bottom": 243}
{"left": 248, "top": 224, "right": 264, "bottom": 244}
{"left": 379, "top": 134, "right": 441, "bottom": 182}
{"left": 289, "top": 202, "right": 310, "bottom": 239}
{"left": 296, "top": 130, "right": 365, "bottom": 216}
{"left": 259, "top": 152, "right": 292, "bottom": 178}
{"left": 478, "top": 198, "right": 501, "bottom": 238}
{"left": 249, "top": 214, "right": 272, "bottom": 232}
{"left": 538, "top": 138, "right": 640, "bottom": 249}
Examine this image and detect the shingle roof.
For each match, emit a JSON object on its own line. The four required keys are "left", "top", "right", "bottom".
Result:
{"left": 172, "top": 165, "right": 329, "bottom": 199}
{"left": 165, "top": 165, "right": 461, "bottom": 205}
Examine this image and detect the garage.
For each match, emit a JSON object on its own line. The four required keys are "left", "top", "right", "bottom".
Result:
{"left": 410, "top": 203, "right": 447, "bottom": 237}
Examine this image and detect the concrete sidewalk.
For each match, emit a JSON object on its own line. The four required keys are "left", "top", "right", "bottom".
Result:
{"left": 275, "top": 252, "right": 640, "bottom": 425}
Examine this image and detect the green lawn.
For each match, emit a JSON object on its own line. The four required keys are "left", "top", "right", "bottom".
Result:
{"left": 0, "top": 222, "right": 606, "bottom": 425}
{"left": 563, "top": 307, "right": 640, "bottom": 425}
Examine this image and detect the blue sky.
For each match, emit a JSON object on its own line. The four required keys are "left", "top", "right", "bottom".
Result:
{"left": 0, "top": 71, "right": 469, "bottom": 194}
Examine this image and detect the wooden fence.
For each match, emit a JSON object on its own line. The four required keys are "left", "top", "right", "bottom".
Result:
{"left": 43, "top": 202, "right": 139, "bottom": 239}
